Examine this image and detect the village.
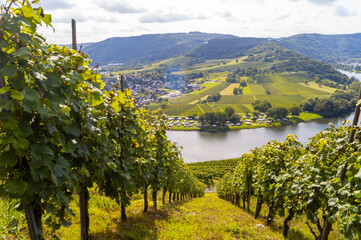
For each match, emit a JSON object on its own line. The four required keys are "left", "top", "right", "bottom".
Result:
{"left": 100, "top": 72, "right": 201, "bottom": 107}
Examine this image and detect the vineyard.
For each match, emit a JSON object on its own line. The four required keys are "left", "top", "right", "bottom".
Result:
{"left": 187, "top": 158, "right": 240, "bottom": 186}
{"left": 0, "top": 2, "right": 203, "bottom": 239}
{"left": 217, "top": 123, "right": 361, "bottom": 240}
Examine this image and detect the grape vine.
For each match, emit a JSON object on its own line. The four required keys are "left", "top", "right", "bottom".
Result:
{"left": 217, "top": 124, "right": 361, "bottom": 239}
{"left": 0, "top": 1, "right": 204, "bottom": 239}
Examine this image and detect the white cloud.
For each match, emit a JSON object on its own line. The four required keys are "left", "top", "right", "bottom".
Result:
{"left": 140, "top": 13, "right": 191, "bottom": 23}
{"left": 306, "top": 0, "right": 337, "bottom": 5}
{"left": 32, "top": 0, "right": 361, "bottom": 44}
{"left": 335, "top": 5, "right": 356, "bottom": 17}
{"left": 95, "top": 1, "right": 146, "bottom": 14}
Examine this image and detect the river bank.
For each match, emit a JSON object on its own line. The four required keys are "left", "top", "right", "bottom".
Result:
{"left": 167, "top": 112, "right": 354, "bottom": 163}
{"left": 167, "top": 112, "right": 322, "bottom": 132}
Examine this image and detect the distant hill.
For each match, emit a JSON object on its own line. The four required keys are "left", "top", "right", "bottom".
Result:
{"left": 83, "top": 32, "right": 234, "bottom": 66}
{"left": 187, "top": 37, "right": 268, "bottom": 60}
{"left": 276, "top": 33, "right": 361, "bottom": 61}
{"left": 82, "top": 32, "right": 361, "bottom": 66}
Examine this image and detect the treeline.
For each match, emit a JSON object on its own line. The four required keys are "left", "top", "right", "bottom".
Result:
{"left": 252, "top": 100, "right": 301, "bottom": 119}
{"left": 217, "top": 125, "right": 361, "bottom": 240}
{"left": 186, "top": 72, "right": 203, "bottom": 80}
{"left": 271, "top": 59, "right": 353, "bottom": 85}
{"left": 226, "top": 67, "right": 262, "bottom": 83}
{"left": 302, "top": 83, "right": 360, "bottom": 118}
{"left": 0, "top": 3, "right": 204, "bottom": 240}
{"left": 199, "top": 107, "right": 240, "bottom": 125}
{"left": 246, "top": 42, "right": 303, "bottom": 62}
{"left": 138, "top": 69, "right": 165, "bottom": 81}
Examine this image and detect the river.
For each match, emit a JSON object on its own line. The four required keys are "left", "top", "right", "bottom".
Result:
{"left": 167, "top": 70, "right": 360, "bottom": 163}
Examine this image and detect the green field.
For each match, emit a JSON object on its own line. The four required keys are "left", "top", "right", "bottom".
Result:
{"left": 120, "top": 55, "right": 341, "bottom": 117}
{"left": 218, "top": 95, "right": 255, "bottom": 104}
{"left": 160, "top": 71, "right": 336, "bottom": 115}
{"left": 249, "top": 84, "right": 266, "bottom": 95}
{"left": 255, "top": 95, "right": 306, "bottom": 108}
{"left": 160, "top": 69, "right": 335, "bottom": 116}
{"left": 170, "top": 82, "right": 230, "bottom": 105}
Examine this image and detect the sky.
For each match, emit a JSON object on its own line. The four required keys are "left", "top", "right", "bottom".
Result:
{"left": 27, "top": 0, "right": 361, "bottom": 44}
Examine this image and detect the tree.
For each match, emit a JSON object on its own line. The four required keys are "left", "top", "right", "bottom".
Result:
{"left": 253, "top": 100, "right": 272, "bottom": 113}
{"left": 266, "top": 107, "right": 288, "bottom": 119}
{"left": 314, "top": 99, "right": 336, "bottom": 118}
{"left": 233, "top": 88, "right": 242, "bottom": 95}
{"left": 240, "top": 80, "right": 247, "bottom": 87}
{"left": 289, "top": 106, "right": 301, "bottom": 117}
{"left": 225, "top": 107, "right": 235, "bottom": 118}
{"left": 229, "top": 113, "right": 241, "bottom": 123}
{"left": 302, "top": 98, "right": 318, "bottom": 112}
{"left": 215, "top": 112, "right": 228, "bottom": 125}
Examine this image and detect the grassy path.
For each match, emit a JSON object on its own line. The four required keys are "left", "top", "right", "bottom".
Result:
{"left": 56, "top": 192, "right": 343, "bottom": 240}
{"left": 2, "top": 192, "right": 345, "bottom": 239}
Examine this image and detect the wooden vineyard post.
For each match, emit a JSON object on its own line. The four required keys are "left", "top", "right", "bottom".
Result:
{"left": 79, "top": 187, "right": 90, "bottom": 240}
{"left": 72, "top": 19, "right": 90, "bottom": 240}
{"left": 72, "top": 19, "right": 77, "bottom": 51}
{"left": 120, "top": 75, "right": 124, "bottom": 92}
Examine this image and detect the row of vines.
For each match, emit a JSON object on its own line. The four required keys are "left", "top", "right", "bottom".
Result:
{"left": 0, "top": 1, "right": 204, "bottom": 239}
{"left": 217, "top": 123, "right": 361, "bottom": 240}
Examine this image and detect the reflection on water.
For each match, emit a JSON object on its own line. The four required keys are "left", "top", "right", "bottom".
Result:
{"left": 167, "top": 113, "right": 355, "bottom": 163}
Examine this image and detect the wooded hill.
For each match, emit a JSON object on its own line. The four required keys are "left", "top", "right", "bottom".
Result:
{"left": 83, "top": 32, "right": 234, "bottom": 65}
{"left": 83, "top": 32, "right": 361, "bottom": 66}
{"left": 276, "top": 33, "right": 361, "bottom": 62}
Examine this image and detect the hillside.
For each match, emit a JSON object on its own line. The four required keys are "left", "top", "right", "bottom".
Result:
{"left": 139, "top": 42, "right": 352, "bottom": 119}
{"left": 187, "top": 37, "right": 267, "bottom": 60}
{"left": 83, "top": 32, "right": 361, "bottom": 66}
{"left": 83, "top": 32, "right": 234, "bottom": 65}
{"left": 276, "top": 33, "right": 361, "bottom": 61}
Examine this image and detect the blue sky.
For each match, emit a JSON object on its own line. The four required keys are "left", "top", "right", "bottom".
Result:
{"left": 30, "top": 0, "right": 361, "bottom": 44}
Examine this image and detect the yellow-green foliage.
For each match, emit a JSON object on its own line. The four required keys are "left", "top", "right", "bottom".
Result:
{"left": 220, "top": 83, "right": 241, "bottom": 95}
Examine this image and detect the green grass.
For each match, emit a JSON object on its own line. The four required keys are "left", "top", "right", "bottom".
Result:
{"left": 220, "top": 83, "right": 240, "bottom": 95}
{"left": 256, "top": 74, "right": 311, "bottom": 84}
{"left": 182, "top": 105, "right": 204, "bottom": 116}
{"left": 249, "top": 84, "right": 266, "bottom": 95}
{"left": 46, "top": 193, "right": 345, "bottom": 239}
{"left": 243, "top": 85, "right": 253, "bottom": 95}
{"left": 162, "top": 104, "right": 196, "bottom": 116}
{"left": 190, "top": 82, "right": 221, "bottom": 95}
{"left": 297, "top": 112, "right": 323, "bottom": 121}
{"left": 279, "top": 73, "right": 311, "bottom": 83}
{"left": 170, "top": 82, "right": 230, "bottom": 105}
{"left": 0, "top": 197, "right": 27, "bottom": 239}
{"left": 218, "top": 95, "right": 255, "bottom": 104}
{"left": 272, "top": 83, "right": 330, "bottom": 95}
{"left": 299, "top": 82, "right": 337, "bottom": 94}
{"left": 261, "top": 83, "right": 286, "bottom": 95}
{"left": 256, "top": 95, "right": 306, "bottom": 108}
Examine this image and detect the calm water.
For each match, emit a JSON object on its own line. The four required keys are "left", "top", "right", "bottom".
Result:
{"left": 167, "top": 113, "right": 354, "bottom": 163}
{"left": 338, "top": 69, "right": 361, "bottom": 80}
{"left": 167, "top": 70, "right": 360, "bottom": 163}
